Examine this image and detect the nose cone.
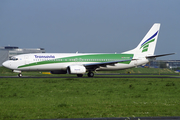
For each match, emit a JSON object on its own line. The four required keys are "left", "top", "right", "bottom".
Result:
{"left": 2, "top": 61, "right": 10, "bottom": 69}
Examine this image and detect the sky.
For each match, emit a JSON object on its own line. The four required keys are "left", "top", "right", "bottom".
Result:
{"left": 1, "top": 0, "right": 180, "bottom": 60}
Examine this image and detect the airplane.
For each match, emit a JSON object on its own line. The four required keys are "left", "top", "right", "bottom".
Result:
{"left": 2, "top": 23, "right": 174, "bottom": 77}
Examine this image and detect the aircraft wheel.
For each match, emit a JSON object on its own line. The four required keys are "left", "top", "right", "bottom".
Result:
{"left": 88, "top": 72, "right": 94, "bottom": 77}
{"left": 18, "top": 73, "right": 22, "bottom": 77}
{"left": 77, "top": 74, "right": 83, "bottom": 77}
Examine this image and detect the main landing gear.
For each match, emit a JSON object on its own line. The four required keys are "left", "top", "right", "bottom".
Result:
{"left": 77, "top": 74, "right": 83, "bottom": 77}
{"left": 76, "top": 72, "right": 94, "bottom": 77}
{"left": 87, "top": 71, "right": 94, "bottom": 77}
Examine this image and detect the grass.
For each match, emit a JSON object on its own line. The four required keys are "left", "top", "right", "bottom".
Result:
{"left": 0, "top": 77, "right": 180, "bottom": 119}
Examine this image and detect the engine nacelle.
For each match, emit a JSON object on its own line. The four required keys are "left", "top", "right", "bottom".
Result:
{"left": 67, "top": 65, "right": 86, "bottom": 74}
{"left": 50, "top": 70, "right": 67, "bottom": 74}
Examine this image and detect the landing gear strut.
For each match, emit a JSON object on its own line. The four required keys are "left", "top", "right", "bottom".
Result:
{"left": 88, "top": 72, "right": 94, "bottom": 77}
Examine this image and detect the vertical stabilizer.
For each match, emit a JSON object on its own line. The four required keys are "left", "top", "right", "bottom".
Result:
{"left": 123, "top": 23, "right": 161, "bottom": 56}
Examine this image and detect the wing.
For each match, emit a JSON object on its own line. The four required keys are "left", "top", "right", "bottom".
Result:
{"left": 84, "top": 59, "right": 132, "bottom": 71}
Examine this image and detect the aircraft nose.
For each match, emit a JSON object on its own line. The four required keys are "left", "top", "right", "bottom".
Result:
{"left": 2, "top": 61, "right": 9, "bottom": 68}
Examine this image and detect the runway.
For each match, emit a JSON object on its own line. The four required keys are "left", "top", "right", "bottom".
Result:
{"left": 0, "top": 74, "right": 180, "bottom": 78}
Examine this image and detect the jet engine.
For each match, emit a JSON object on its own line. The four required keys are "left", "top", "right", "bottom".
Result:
{"left": 67, "top": 65, "right": 86, "bottom": 74}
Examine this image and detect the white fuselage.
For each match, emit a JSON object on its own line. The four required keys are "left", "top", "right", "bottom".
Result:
{"left": 2, "top": 23, "right": 162, "bottom": 77}
{"left": 2, "top": 53, "right": 149, "bottom": 72}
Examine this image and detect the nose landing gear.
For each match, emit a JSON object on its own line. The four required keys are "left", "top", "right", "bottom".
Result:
{"left": 12, "top": 70, "right": 22, "bottom": 77}
{"left": 18, "top": 73, "right": 22, "bottom": 77}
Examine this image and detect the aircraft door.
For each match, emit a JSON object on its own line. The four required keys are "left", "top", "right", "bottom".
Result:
{"left": 24, "top": 56, "right": 29, "bottom": 64}
{"left": 24, "top": 56, "right": 30, "bottom": 70}
{"left": 134, "top": 60, "right": 138, "bottom": 67}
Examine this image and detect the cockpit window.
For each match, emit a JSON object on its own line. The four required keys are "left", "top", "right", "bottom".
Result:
{"left": 9, "top": 57, "right": 18, "bottom": 61}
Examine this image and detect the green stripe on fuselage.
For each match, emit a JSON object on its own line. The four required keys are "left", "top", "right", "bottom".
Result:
{"left": 18, "top": 54, "right": 134, "bottom": 68}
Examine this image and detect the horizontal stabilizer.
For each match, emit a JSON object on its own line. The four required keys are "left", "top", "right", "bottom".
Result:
{"left": 146, "top": 53, "right": 175, "bottom": 58}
